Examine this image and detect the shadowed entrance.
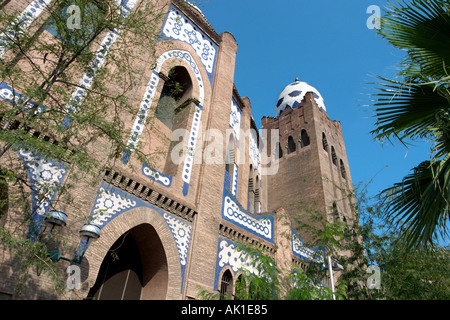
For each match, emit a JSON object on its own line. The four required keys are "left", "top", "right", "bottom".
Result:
{"left": 87, "top": 223, "right": 168, "bottom": 300}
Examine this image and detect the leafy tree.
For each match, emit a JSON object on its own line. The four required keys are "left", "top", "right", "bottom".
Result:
{"left": 0, "top": 0, "right": 165, "bottom": 297}
{"left": 340, "top": 181, "right": 450, "bottom": 300}
{"left": 198, "top": 180, "right": 449, "bottom": 300}
{"left": 370, "top": 0, "right": 450, "bottom": 248}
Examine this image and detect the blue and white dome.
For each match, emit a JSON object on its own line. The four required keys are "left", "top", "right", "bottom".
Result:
{"left": 276, "top": 79, "right": 326, "bottom": 117}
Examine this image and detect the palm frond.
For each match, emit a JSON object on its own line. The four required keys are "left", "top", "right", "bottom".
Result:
{"left": 370, "top": 77, "right": 450, "bottom": 143}
{"left": 381, "top": 160, "right": 450, "bottom": 248}
{"left": 380, "top": 0, "right": 450, "bottom": 79}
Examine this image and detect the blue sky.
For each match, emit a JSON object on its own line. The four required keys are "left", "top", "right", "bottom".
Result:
{"left": 198, "top": 0, "right": 433, "bottom": 202}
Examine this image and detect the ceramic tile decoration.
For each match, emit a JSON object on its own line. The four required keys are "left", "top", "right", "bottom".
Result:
{"left": 222, "top": 188, "right": 273, "bottom": 243}
{"left": 214, "top": 237, "right": 261, "bottom": 289}
{"left": 229, "top": 99, "right": 241, "bottom": 149}
{"left": 122, "top": 49, "right": 205, "bottom": 197}
{"left": 0, "top": 0, "right": 53, "bottom": 57}
{"left": 249, "top": 128, "right": 261, "bottom": 174}
{"left": 17, "top": 149, "right": 68, "bottom": 240}
{"left": 291, "top": 228, "right": 326, "bottom": 267}
{"left": 142, "top": 163, "right": 172, "bottom": 187}
{"left": 62, "top": 0, "right": 138, "bottom": 128}
{"left": 160, "top": 6, "right": 218, "bottom": 85}
{"left": 75, "top": 181, "right": 192, "bottom": 290}
{"left": 0, "top": 81, "right": 45, "bottom": 114}
{"left": 231, "top": 165, "right": 238, "bottom": 197}
{"left": 276, "top": 80, "right": 326, "bottom": 117}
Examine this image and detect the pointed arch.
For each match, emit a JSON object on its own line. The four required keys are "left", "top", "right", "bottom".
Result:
{"left": 300, "top": 129, "right": 310, "bottom": 148}
{"left": 219, "top": 269, "right": 233, "bottom": 299}
{"left": 331, "top": 146, "right": 337, "bottom": 165}
{"left": 226, "top": 132, "right": 236, "bottom": 176}
{"left": 155, "top": 66, "right": 194, "bottom": 131}
{"left": 322, "top": 132, "right": 328, "bottom": 151}
{"left": 340, "top": 159, "right": 347, "bottom": 179}
{"left": 84, "top": 207, "right": 184, "bottom": 300}
{"left": 288, "top": 136, "right": 296, "bottom": 154}
{"left": 248, "top": 164, "right": 254, "bottom": 212}
{"left": 254, "top": 175, "right": 260, "bottom": 213}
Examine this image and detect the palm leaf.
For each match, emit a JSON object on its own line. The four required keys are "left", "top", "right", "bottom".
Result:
{"left": 370, "top": 77, "right": 450, "bottom": 143}
{"left": 380, "top": 0, "right": 450, "bottom": 79}
{"left": 381, "top": 160, "right": 450, "bottom": 247}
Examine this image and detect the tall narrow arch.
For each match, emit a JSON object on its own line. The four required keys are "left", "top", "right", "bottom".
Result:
{"left": 0, "top": 175, "right": 8, "bottom": 226}
{"left": 288, "top": 136, "right": 296, "bottom": 154}
{"left": 322, "top": 132, "right": 328, "bottom": 151}
{"left": 225, "top": 132, "right": 235, "bottom": 176}
{"left": 278, "top": 142, "right": 283, "bottom": 159}
{"left": 340, "top": 159, "right": 347, "bottom": 179}
{"left": 254, "top": 175, "right": 260, "bottom": 213}
{"left": 220, "top": 269, "right": 233, "bottom": 300}
{"left": 300, "top": 129, "right": 310, "bottom": 148}
{"left": 87, "top": 223, "right": 169, "bottom": 300}
{"left": 332, "top": 202, "right": 339, "bottom": 223}
{"left": 122, "top": 50, "right": 206, "bottom": 198}
{"left": 155, "top": 66, "right": 193, "bottom": 131}
{"left": 248, "top": 165, "right": 254, "bottom": 212}
{"left": 331, "top": 146, "right": 337, "bottom": 165}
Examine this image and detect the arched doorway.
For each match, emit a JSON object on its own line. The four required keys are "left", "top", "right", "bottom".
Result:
{"left": 87, "top": 223, "right": 168, "bottom": 300}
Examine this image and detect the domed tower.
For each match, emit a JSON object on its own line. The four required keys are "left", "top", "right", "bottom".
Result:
{"left": 262, "top": 79, "right": 355, "bottom": 243}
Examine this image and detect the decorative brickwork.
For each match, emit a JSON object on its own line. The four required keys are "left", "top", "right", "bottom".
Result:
{"left": 0, "top": 0, "right": 357, "bottom": 300}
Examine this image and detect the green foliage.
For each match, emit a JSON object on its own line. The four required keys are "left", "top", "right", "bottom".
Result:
{"left": 0, "top": 0, "right": 165, "bottom": 297}
{"left": 370, "top": 0, "right": 450, "bottom": 248}
{"left": 342, "top": 182, "right": 450, "bottom": 300}
{"left": 198, "top": 180, "right": 450, "bottom": 301}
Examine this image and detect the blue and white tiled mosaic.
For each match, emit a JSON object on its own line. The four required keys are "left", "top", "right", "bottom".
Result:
{"left": 0, "top": 0, "right": 53, "bottom": 57}
{"left": 214, "top": 237, "right": 260, "bottom": 290}
{"left": 249, "top": 129, "right": 261, "bottom": 175}
{"left": 0, "top": 81, "right": 45, "bottom": 114}
{"left": 122, "top": 49, "right": 205, "bottom": 197}
{"left": 142, "top": 163, "right": 172, "bottom": 187}
{"left": 62, "top": 0, "right": 138, "bottom": 128}
{"left": 231, "top": 165, "right": 238, "bottom": 197}
{"left": 291, "top": 228, "right": 326, "bottom": 267}
{"left": 17, "top": 149, "right": 68, "bottom": 240}
{"left": 229, "top": 99, "right": 241, "bottom": 149}
{"left": 221, "top": 188, "right": 273, "bottom": 243}
{"left": 160, "top": 6, "right": 218, "bottom": 85}
{"left": 276, "top": 80, "right": 326, "bottom": 117}
{"left": 75, "top": 181, "right": 192, "bottom": 292}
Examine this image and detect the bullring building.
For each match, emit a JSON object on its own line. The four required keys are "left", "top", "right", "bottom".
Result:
{"left": 0, "top": 0, "right": 356, "bottom": 299}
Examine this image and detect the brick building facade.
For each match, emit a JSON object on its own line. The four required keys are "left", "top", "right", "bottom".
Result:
{"left": 0, "top": 0, "right": 356, "bottom": 300}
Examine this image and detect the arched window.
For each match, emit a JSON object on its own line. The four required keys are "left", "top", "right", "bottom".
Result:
{"left": 322, "top": 132, "right": 328, "bottom": 151}
{"left": 331, "top": 146, "right": 337, "bottom": 166}
{"left": 288, "top": 136, "right": 296, "bottom": 154}
{"left": 0, "top": 175, "right": 8, "bottom": 226}
{"left": 300, "top": 129, "right": 310, "bottom": 148}
{"left": 220, "top": 270, "right": 233, "bottom": 300}
{"left": 235, "top": 275, "right": 246, "bottom": 300}
{"left": 254, "top": 175, "right": 260, "bottom": 213}
{"left": 248, "top": 165, "right": 254, "bottom": 212}
{"left": 249, "top": 279, "right": 264, "bottom": 300}
{"left": 278, "top": 142, "right": 283, "bottom": 158}
{"left": 155, "top": 66, "right": 193, "bottom": 131}
{"left": 340, "top": 159, "right": 347, "bottom": 179}
{"left": 152, "top": 66, "right": 195, "bottom": 176}
{"left": 225, "top": 133, "right": 235, "bottom": 176}
{"left": 332, "top": 202, "right": 339, "bottom": 223}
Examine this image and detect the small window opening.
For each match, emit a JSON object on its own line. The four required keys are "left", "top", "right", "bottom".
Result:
{"left": 300, "top": 129, "right": 310, "bottom": 148}
{"left": 331, "top": 146, "right": 337, "bottom": 165}
{"left": 288, "top": 136, "right": 296, "bottom": 154}
{"left": 322, "top": 133, "right": 328, "bottom": 151}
